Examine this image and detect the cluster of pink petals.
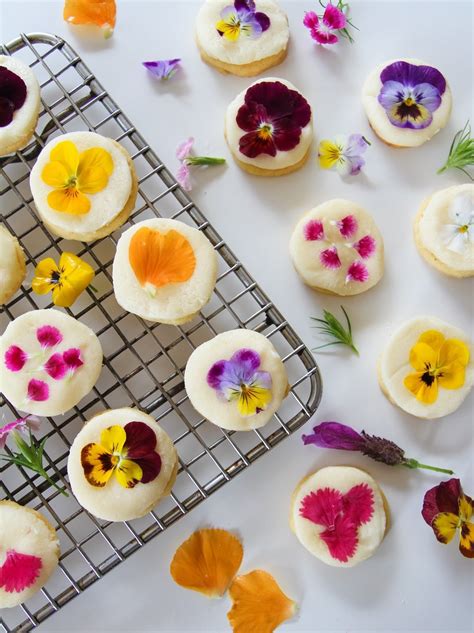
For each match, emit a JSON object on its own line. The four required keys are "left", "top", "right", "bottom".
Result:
{"left": 176, "top": 137, "right": 194, "bottom": 191}
{"left": 0, "top": 416, "right": 41, "bottom": 450}
{"left": 303, "top": 3, "right": 346, "bottom": 45}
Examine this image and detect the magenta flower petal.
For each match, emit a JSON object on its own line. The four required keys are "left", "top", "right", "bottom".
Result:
{"left": 300, "top": 487, "right": 344, "bottom": 527}
{"left": 322, "top": 3, "right": 347, "bottom": 29}
{"left": 354, "top": 235, "right": 376, "bottom": 259}
{"left": 310, "top": 28, "right": 339, "bottom": 45}
{"left": 0, "top": 67, "right": 27, "bottom": 128}
{"left": 36, "top": 325, "right": 62, "bottom": 348}
{"left": 320, "top": 246, "right": 341, "bottom": 269}
{"left": 304, "top": 219, "right": 325, "bottom": 241}
{"left": 346, "top": 260, "right": 368, "bottom": 283}
{"left": 422, "top": 478, "right": 462, "bottom": 526}
{"left": 303, "top": 10, "right": 319, "bottom": 29}
{"left": 44, "top": 353, "right": 67, "bottom": 380}
{"left": 63, "top": 348, "right": 84, "bottom": 373}
{"left": 27, "top": 379, "right": 49, "bottom": 402}
{"left": 5, "top": 345, "right": 28, "bottom": 372}
{"left": 176, "top": 137, "right": 194, "bottom": 160}
{"left": 142, "top": 58, "right": 181, "bottom": 80}
{"left": 320, "top": 514, "right": 358, "bottom": 563}
{"left": 337, "top": 215, "right": 358, "bottom": 238}
{"left": 0, "top": 550, "right": 42, "bottom": 593}
{"left": 344, "top": 483, "right": 374, "bottom": 525}
{"left": 302, "top": 421, "right": 365, "bottom": 450}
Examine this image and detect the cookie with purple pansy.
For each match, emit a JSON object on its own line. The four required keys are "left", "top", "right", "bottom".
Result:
{"left": 184, "top": 329, "right": 289, "bottom": 431}
{"left": 0, "top": 309, "right": 102, "bottom": 417}
{"left": 290, "top": 199, "right": 384, "bottom": 296}
{"left": 362, "top": 58, "right": 452, "bottom": 147}
{"left": 0, "top": 55, "right": 40, "bottom": 156}
{"left": 225, "top": 77, "right": 313, "bottom": 176}
{"left": 196, "top": 0, "right": 289, "bottom": 77}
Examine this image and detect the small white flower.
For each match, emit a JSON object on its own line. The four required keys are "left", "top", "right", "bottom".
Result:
{"left": 442, "top": 193, "right": 474, "bottom": 255}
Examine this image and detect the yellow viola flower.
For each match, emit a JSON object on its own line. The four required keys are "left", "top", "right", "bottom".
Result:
{"left": 41, "top": 140, "right": 113, "bottom": 215}
{"left": 32, "top": 252, "right": 95, "bottom": 307}
{"left": 403, "top": 330, "right": 470, "bottom": 404}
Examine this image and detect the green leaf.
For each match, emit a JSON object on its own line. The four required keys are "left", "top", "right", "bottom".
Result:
{"left": 311, "top": 305, "right": 359, "bottom": 355}
{"left": 437, "top": 120, "right": 474, "bottom": 180}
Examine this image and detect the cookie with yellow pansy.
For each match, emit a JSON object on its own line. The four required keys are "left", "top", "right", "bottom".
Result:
{"left": 30, "top": 132, "right": 138, "bottom": 242}
{"left": 378, "top": 316, "right": 473, "bottom": 419}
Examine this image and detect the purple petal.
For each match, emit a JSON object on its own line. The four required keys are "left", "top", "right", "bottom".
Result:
{"left": 0, "top": 67, "right": 27, "bottom": 128}
{"left": 142, "top": 58, "right": 181, "bottom": 80}
{"left": 347, "top": 155, "right": 365, "bottom": 175}
{"left": 176, "top": 163, "right": 192, "bottom": 191}
{"left": 207, "top": 359, "right": 229, "bottom": 391}
{"left": 413, "top": 83, "right": 442, "bottom": 112}
{"left": 255, "top": 12, "right": 270, "bottom": 32}
{"left": 235, "top": 0, "right": 254, "bottom": 12}
{"left": 240, "top": 13, "right": 263, "bottom": 39}
{"left": 220, "top": 5, "right": 238, "bottom": 20}
{"left": 176, "top": 137, "right": 194, "bottom": 161}
{"left": 345, "top": 134, "right": 369, "bottom": 158}
{"left": 380, "top": 61, "right": 446, "bottom": 95}
{"left": 44, "top": 353, "right": 67, "bottom": 380}
{"left": 252, "top": 369, "right": 272, "bottom": 390}
{"left": 378, "top": 80, "right": 408, "bottom": 109}
{"left": 322, "top": 3, "right": 347, "bottom": 30}
{"left": 422, "top": 478, "right": 461, "bottom": 525}
{"left": 27, "top": 379, "right": 49, "bottom": 402}
{"left": 230, "top": 348, "right": 261, "bottom": 383}
{"left": 5, "top": 345, "right": 28, "bottom": 372}
{"left": 36, "top": 325, "right": 62, "bottom": 348}
{"left": 0, "top": 96, "right": 15, "bottom": 127}
{"left": 63, "top": 348, "right": 84, "bottom": 372}
{"left": 302, "top": 422, "right": 364, "bottom": 450}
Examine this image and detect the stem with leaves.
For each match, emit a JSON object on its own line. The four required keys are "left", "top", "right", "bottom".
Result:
{"left": 311, "top": 305, "right": 359, "bottom": 355}
{"left": 437, "top": 120, "right": 474, "bottom": 180}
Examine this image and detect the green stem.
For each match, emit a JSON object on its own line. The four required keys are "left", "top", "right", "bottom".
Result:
{"left": 39, "top": 468, "right": 69, "bottom": 496}
{"left": 404, "top": 458, "right": 454, "bottom": 475}
{"left": 185, "top": 156, "right": 226, "bottom": 166}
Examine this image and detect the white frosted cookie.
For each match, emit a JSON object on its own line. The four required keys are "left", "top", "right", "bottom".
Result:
{"left": 0, "top": 225, "right": 26, "bottom": 304}
{"left": 225, "top": 77, "right": 313, "bottom": 176}
{"left": 362, "top": 58, "right": 452, "bottom": 147}
{"left": 67, "top": 407, "right": 178, "bottom": 522}
{"left": 290, "top": 467, "right": 387, "bottom": 568}
{"left": 0, "top": 309, "right": 103, "bottom": 416}
{"left": 414, "top": 184, "right": 474, "bottom": 278}
{"left": 290, "top": 199, "right": 384, "bottom": 296}
{"left": 30, "top": 132, "right": 138, "bottom": 242}
{"left": 378, "top": 316, "right": 473, "bottom": 419}
{"left": 0, "top": 501, "right": 59, "bottom": 608}
{"left": 113, "top": 218, "right": 218, "bottom": 325}
{"left": 184, "top": 329, "right": 288, "bottom": 431}
{"left": 196, "top": 0, "right": 289, "bottom": 76}
{"left": 0, "top": 56, "right": 40, "bottom": 156}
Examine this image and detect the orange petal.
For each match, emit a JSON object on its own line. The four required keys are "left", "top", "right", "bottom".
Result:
{"left": 129, "top": 227, "right": 196, "bottom": 290}
{"left": 227, "top": 570, "right": 296, "bottom": 633}
{"left": 63, "top": 0, "right": 116, "bottom": 31}
{"left": 170, "top": 529, "right": 243, "bottom": 598}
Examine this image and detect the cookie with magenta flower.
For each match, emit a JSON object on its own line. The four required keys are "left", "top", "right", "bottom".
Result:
{"left": 290, "top": 199, "right": 384, "bottom": 296}
{"left": 0, "top": 55, "right": 40, "bottom": 156}
{"left": 112, "top": 218, "right": 218, "bottom": 325}
{"left": 195, "top": 0, "right": 289, "bottom": 77}
{"left": 290, "top": 466, "right": 388, "bottom": 567}
{"left": 414, "top": 184, "right": 474, "bottom": 278}
{"left": 30, "top": 131, "right": 138, "bottom": 242}
{"left": 0, "top": 501, "right": 60, "bottom": 609}
{"left": 225, "top": 78, "right": 313, "bottom": 176}
{"left": 184, "top": 329, "right": 289, "bottom": 431}
{"left": 67, "top": 407, "right": 178, "bottom": 521}
{"left": 0, "top": 225, "right": 26, "bottom": 305}
{"left": 0, "top": 309, "right": 103, "bottom": 416}
{"left": 378, "top": 316, "right": 473, "bottom": 419}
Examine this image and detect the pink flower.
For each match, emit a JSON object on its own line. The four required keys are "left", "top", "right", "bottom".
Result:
{"left": 303, "top": 3, "right": 347, "bottom": 45}
{"left": 175, "top": 138, "right": 225, "bottom": 192}
{"left": 336, "top": 214, "right": 357, "bottom": 238}
{"left": 304, "top": 219, "right": 325, "bottom": 241}
{"left": 320, "top": 246, "right": 341, "bottom": 269}
{"left": 0, "top": 550, "right": 42, "bottom": 593}
{"left": 36, "top": 325, "right": 62, "bottom": 348}
{"left": 27, "top": 379, "right": 49, "bottom": 402}
{"left": 44, "top": 353, "right": 67, "bottom": 380}
{"left": 176, "top": 162, "right": 192, "bottom": 191}
{"left": 346, "top": 260, "right": 369, "bottom": 283}
{"left": 176, "top": 137, "right": 194, "bottom": 161}
{"left": 4, "top": 345, "right": 28, "bottom": 372}
{"left": 0, "top": 416, "right": 41, "bottom": 450}
{"left": 354, "top": 235, "right": 376, "bottom": 259}
{"left": 63, "top": 348, "right": 84, "bottom": 373}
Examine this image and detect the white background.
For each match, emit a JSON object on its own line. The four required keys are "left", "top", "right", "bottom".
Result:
{"left": 1, "top": 1, "right": 473, "bottom": 631}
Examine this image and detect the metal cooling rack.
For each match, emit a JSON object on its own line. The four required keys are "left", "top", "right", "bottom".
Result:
{"left": 0, "top": 33, "right": 322, "bottom": 633}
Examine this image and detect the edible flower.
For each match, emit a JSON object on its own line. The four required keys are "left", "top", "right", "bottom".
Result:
{"left": 0, "top": 416, "right": 40, "bottom": 450}
{"left": 207, "top": 349, "right": 272, "bottom": 417}
{"left": 176, "top": 138, "right": 226, "bottom": 192}
{"left": 318, "top": 134, "right": 370, "bottom": 176}
{"left": 0, "top": 67, "right": 27, "bottom": 128}
{"left": 378, "top": 61, "right": 446, "bottom": 130}
{"left": 216, "top": 0, "right": 270, "bottom": 41}
{"left": 63, "top": 0, "right": 116, "bottom": 39}
{"left": 441, "top": 192, "right": 474, "bottom": 254}
{"left": 142, "top": 59, "right": 181, "bottom": 80}
{"left": 41, "top": 140, "right": 113, "bottom": 215}
{"left": 437, "top": 121, "right": 474, "bottom": 180}
{"left": 81, "top": 422, "right": 161, "bottom": 489}
{"left": 303, "top": 0, "right": 357, "bottom": 45}
{"left": 32, "top": 252, "right": 95, "bottom": 307}
{"left": 303, "top": 421, "right": 454, "bottom": 474}
{"left": 236, "top": 81, "right": 311, "bottom": 158}
{"left": 403, "top": 330, "right": 469, "bottom": 404}
{"left": 422, "top": 478, "right": 474, "bottom": 558}
{"left": 0, "top": 550, "right": 43, "bottom": 594}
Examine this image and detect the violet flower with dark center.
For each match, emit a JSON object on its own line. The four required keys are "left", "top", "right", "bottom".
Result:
{"left": 216, "top": 0, "right": 270, "bottom": 41}
{"left": 0, "top": 67, "right": 27, "bottom": 128}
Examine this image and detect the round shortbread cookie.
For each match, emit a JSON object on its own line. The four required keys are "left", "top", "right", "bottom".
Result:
{"left": 362, "top": 58, "right": 452, "bottom": 147}
{"left": 196, "top": 0, "right": 289, "bottom": 76}
{"left": 290, "top": 199, "right": 384, "bottom": 296}
{"left": 0, "top": 56, "right": 41, "bottom": 156}
{"left": 67, "top": 408, "right": 178, "bottom": 522}
{"left": 0, "top": 501, "right": 60, "bottom": 608}
{"left": 0, "top": 226, "right": 26, "bottom": 304}
{"left": 290, "top": 467, "right": 387, "bottom": 568}
{"left": 0, "top": 309, "right": 103, "bottom": 416}
{"left": 30, "top": 132, "right": 137, "bottom": 242}
{"left": 225, "top": 77, "right": 313, "bottom": 175}
{"left": 184, "top": 329, "right": 288, "bottom": 431}
{"left": 378, "top": 316, "right": 473, "bottom": 419}
{"left": 113, "top": 218, "right": 218, "bottom": 325}
{"left": 414, "top": 184, "right": 473, "bottom": 278}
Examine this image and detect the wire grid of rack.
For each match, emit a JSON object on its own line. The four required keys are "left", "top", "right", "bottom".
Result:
{"left": 0, "top": 32, "right": 322, "bottom": 632}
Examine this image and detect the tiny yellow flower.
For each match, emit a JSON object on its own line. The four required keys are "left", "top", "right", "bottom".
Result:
{"left": 32, "top": 252, "right": 94, "bottom": 307}
{"left": 41, "top": 140, "right": 113, "bottom": 215}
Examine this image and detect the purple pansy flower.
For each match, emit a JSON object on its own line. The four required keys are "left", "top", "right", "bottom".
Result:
{"left": 142, "top": 59, "right": 181, "bottom": 80}
{"left": 5, "top": 345, "right": 28, "bottom": 372}
{"left": 216, "top": 0, "right": 270, "bottom": 41}
{"left": 0, "top": 67, "right": 27, "bottom": 128}
{"left": 378, "top": 61, "right": 447, "bottom": 130}
{"left": 207, "top": 348, "right": 273, "bottom": 417}
{"left": 0, "top": 416, "right": 41, "bottom": 450}
{"left": 303, "top": 4, "right": 346, "bottom": 45}
{"left": 27, "top": 379, "right": 49, "bottom": 402}
{"left": 36, "top": 325, "right": 62, "bottom": 348}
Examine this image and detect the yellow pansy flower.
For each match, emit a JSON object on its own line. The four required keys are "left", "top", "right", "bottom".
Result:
{"left": 41, "top": 140, "right": 113, "bottom": 215}
{"left": 32, "top": 252, "right": 95, "bottom": 307}
{"left": 403, "top": 330, "right": 469, "bottom": 404}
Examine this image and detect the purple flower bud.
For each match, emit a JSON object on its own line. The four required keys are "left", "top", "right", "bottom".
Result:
{"left": 360, "top": 431, "right": 406, "bottom": 466}
{"left": 302, "top": 422, "right": 365, "bottom": 451}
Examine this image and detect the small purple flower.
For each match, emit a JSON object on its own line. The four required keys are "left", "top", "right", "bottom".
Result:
{"left": 0, "top": 416, "right": 41, "bottom": 450}
{"left": 27, "top": 379, "right": 49, "bottom": 402}
{"left": 5, "top": 345, "right": 28, "bottom": 372}
{"left": 63, "top": 348, "right": 84, "bottom": 373}
{"left": 216, "top": 0, "right": 270, "bottom": 41}
{"left": 319, "top": 134, "right": 369, "bottom": 176}
{"left": 142, "top": 58, "right": 181, "bottom": 80}
{"left": 175, "top": 137, "right": 225, "bottom": 192}
{"left": 44, "top": 353, "right": 67, "bottom": 380}
{"left": 303, "top": 421, "right": 365, "bottom": 450}
{"left": 36, "top": 325, "right": 62, "bottom": 348}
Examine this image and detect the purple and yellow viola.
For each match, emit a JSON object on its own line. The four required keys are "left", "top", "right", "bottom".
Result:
{"left": 216, "top": 0, "right": 270, "bottom": 41}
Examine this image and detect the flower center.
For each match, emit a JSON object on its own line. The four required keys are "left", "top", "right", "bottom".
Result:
{"left": 458, "top": 224, "right": 469, "bottom": 234}
{"left": 258, "top": 123, "right": 273, "bottom": 140}
{"left": 421, "top": 362, "right": 444, "bottom": 387}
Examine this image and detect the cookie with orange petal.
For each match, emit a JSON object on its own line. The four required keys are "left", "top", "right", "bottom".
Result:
{"left": 64, "top": 0, "right": 116, "bottom": 38}
{"left": 30, "top": 132, "right": 137, "bottom": 242}
{"left": 112, "top": 218, "right": 218, "bottom": 325}
{"left": 0, "top": 501, "right": 60, "bottom": 608}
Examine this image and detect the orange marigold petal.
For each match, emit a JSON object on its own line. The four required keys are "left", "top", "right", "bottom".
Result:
{"left": 129, "top": 227, "right": 196, "bottom": 291}
{"left": 170, "top": 529, "right": 243, "bottom": 598}
{"left": 63, "top": 0, "right": 116, "bottom": 30}
{"left": 227, "top": 570, "right": 296, "bottom": 633}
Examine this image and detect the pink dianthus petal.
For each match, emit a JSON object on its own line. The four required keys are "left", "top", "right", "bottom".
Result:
{"left": 300, "top": 487, "right": 344, "bottom": 528}
{"left": 354, "top": 235, "right": 376, "bottom": 259}
{"left": 337, "top": 215, "right": 358, "bottom": 238}
{"left": 343, "top": 483, "right": 375, "bottom": 526}
{"left": 346, "top": 260, "right": 369, "bottom": 283}
{"left": 5, "top": 345, "right": 28, "bottom": 372}
{"left": 0, "top": 550, "right": 42, "bottom": 593}
{"left": 323, "top": 3, "right": 347, "bottom": 30}
{"left": 320, "top": 515, "right": 358, "bottom": 562}
{"left": 63, "top": 348, "right": 84, "bottom": 373}
{"left": 176, "top": 137, "right": 194, "bottom": 161}
{"left": 320, "top": 246, "right": 341, "bottom": 269}
{"left": 303, "top": 10, "right": 319, "bottom": 29}
{"left": 36, "top": 325, "right": 62, "bottom": 348}
{"left": 311, "top": 28, "right": 339, "bottom": 45}
{"left": 44, "top": 353, "right": 67, "bottom": 380}
{"left": 176, "top": 163, "right": 192, "bottom": 191}
{"left": 303, "top": 219, "right": 325, "bottom": 241}
{"left": 27, "top": 379, "right": 49, "bottom": 402}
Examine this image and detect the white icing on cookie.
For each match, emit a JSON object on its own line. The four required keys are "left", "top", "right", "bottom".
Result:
{"left": 0, "top": 226, "right": 26, "bottom": 304}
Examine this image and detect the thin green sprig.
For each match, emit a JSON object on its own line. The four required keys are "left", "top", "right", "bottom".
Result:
{"left": 318, "top": 0, "right": 359, "bottom": 43}
{"left": 437, "top": 120, "right": 474, "bottom": 180}
{"left": 311, "top": 305, "right": 359, "bottom": 355}
{"left": 185, "top": 157, "right": 226, "bottom": 166}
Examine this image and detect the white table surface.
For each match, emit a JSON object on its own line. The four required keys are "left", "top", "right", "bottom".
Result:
{"left": 1, "top": 1, "right": 473, "bottom": 631}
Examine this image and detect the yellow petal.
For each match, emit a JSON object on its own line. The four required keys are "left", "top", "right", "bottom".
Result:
{"left": 47, "top": 188, "right": 91, "bottom": 215}
{"left": 100, "top": 425, "right": 126, "bottom": 454}
{"left": 60, "top": 252, "right": 95, "bottom": 290}
{"left": 51, "top": 279, "right": 81, "bottom": 308}
{"left": 32, "top": 257, "right": 59, "bottom": 295}
{"left": 237, "top": 386, "right": 272, "bottom": 417}
{"left": 432, "top": 512, "right": 460, "bottom": 544}
{"left": 459, "top": 495, "right": 473, "bottom": 522}
{"left": 77, "top": 147, "right": 113, "bottom": 194}
{"left": 81, "top": 442, "right": 115, "bottom": 488}
{"left": 438, "top": 339, "right": 470, "bottom": 368}
{"left": 418, "top": 330, "right": 445, "bottom": 353}
{"left": 216, "top": 21, "right": 241, "bottom": 41}
{"left": 318, "top": 140, "right": 341, "bottom": 170}
{"left": 227, "top": 570, "right": 296, "bottom": 633}
{"left": 41, "top": 161, "right": 70, "bottom": 188}
{"left": 409, "top": 341, "right": 437, "bottom": 372}
{"left": 49, "top": 140, "right": 80, "bottom": 176}
{"left": 114, "top": 458, "right": 143, "bottom": 489}
{"left": 170, "top": 529, "right": 243, "bottom": 598}
{"left": 437, "top": 361, "right": 466, "bottom": 390}
{"left": 459, "top": 521, "right": 474, "bottom": 558}
{"left": 403, "top": 372, "right": 439, "bottom": 404}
